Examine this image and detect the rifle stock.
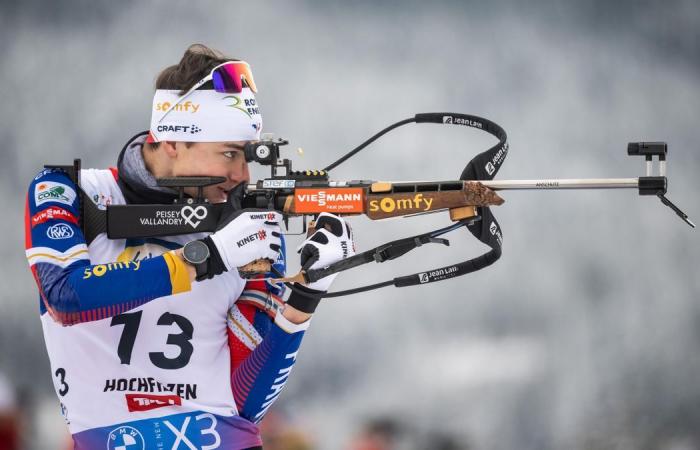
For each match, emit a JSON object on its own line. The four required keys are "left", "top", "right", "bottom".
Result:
{"left": 239, "top": 181, "right": 504, "bottom": 278}
{"left": 255, "top": 180, "right": 504, "bottom": 219}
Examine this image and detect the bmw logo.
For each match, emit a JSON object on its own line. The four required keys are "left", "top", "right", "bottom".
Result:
{"left": 107, "top": 426, "right": 145, "bottom": 450}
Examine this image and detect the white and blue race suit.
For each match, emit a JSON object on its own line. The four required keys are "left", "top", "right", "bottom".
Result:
{"left": 24, "top": 134, "right": 308, "bottom": 450}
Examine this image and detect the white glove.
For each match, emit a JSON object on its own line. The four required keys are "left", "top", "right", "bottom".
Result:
{"left": 297, "top": 212, "right": 356, "bottom": 292}
{"left": 210, "top": 210, "right": 283, "bottom": 270}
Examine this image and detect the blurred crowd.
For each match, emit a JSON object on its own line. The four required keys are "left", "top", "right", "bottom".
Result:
{"left": 0, "top": 372, "right": 20, "bottom": 450}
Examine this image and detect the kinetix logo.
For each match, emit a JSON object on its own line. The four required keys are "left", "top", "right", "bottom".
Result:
{"left": 237, "top": 229, "right": 267, "bottom": 248}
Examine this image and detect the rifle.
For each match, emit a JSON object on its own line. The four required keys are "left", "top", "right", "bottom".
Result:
{"left": 58, "top": 113, "right": 693, "bottom": 298}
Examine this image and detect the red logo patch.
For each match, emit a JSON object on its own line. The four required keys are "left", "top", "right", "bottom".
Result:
{"left": 31, "top": 207, "right": 77, "bottom": 228}
{"left": 125, "top": 394, "right": 182, "bottom": 412}
{"left": 257, "top": 229, "right": 267, "bottom": 240}
{"left": 294, "top": 188, "right": 364, "bottom": 213}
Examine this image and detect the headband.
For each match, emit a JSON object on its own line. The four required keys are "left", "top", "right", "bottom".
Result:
{"left": 149, "top": 88, "right": 262, "bottom": 142}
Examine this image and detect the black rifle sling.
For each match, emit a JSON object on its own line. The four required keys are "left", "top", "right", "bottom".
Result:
{"left": 315, "top": 113, "right": 508, "bottom": 298}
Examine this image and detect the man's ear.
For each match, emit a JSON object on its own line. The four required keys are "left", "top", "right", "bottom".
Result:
{"left": 161, "top": 141, "right": 178, "bottom": 158}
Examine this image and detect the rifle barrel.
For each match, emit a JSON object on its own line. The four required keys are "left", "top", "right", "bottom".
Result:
{"left": 247, "top": 178, "right": 642, "bottom": 192}
{"left": 479, "top": 178, "right": 639, "bottom": 190}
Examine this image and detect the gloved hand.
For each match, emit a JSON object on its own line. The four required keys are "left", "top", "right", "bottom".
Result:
{"left": 198, "top": 210, "right": 283, "bottom": 280}
{"left": 286, "top": 213, "right": 355, "bottom": 313}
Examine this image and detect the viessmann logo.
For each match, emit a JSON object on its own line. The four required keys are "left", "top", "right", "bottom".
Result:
{"left": 31, "top": 207, "right": 77, "bottom": 228}
{"left": 294, "top": 188, "right": 364, "bottom": 213}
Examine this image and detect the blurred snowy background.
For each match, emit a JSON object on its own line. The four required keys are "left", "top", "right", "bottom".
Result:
{"left": 1, "top": 0, "right": 698, "bottom": 448}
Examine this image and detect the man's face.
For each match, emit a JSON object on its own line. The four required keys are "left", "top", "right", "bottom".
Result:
{"left": 171, "top": 141, "right": 250, "bottom": 203}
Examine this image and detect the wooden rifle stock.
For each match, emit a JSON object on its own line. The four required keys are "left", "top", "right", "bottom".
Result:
{"left": 239, "top": 181, "right": 504, "bottom": 278}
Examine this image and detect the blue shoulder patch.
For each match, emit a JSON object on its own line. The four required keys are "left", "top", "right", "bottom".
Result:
{"left": 28, "top": 169, "right": 80, "bottom": 214}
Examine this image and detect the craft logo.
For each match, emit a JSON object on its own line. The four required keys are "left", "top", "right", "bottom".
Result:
{"left": 31, "top": 207, "right": 77, "bottom": 227}
{"left": 35, "top": 181, "right": 77, "bottom": 207}
{"left": 156, "top": 124, "right": 202, "bottom": 135}
{"left": 442, "top": 115, "right": 483, "bottom": 128}
{"left": 224, "top": 95, "right": 260, "bottom": 118}
{"left": 369, "top": 194, "right": 435, "bottom": 214}
{"left": 237, "top": 229, "right": 267, "bottom": 248}
{"left": 83, "top": 261, "right": 141, "bottom": 279}
{"left": 295, "top": 188, "right": 364, "bottom": 213}
{"left": 46, "top": 223, "right": 74, "bottom": 240}
{"left": 485, "top": 162, "right": 496, "bottom": 175}
{"left": 107, "top": 425, "right": 145, "bottom": 450}
{"left": 126, "top": 393, "right": 182, "bottom": 412}
{"left": 155, "top": 101, "right": 200, "bottom": 113}
{"left": 181, "top": 205, "right": 208, "bottom": 228}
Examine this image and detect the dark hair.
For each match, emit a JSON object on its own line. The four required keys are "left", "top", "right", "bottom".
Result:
{"left": 147, "top": 44, "right": 237, "bottom": 149}
{"left": 155, "top": 43, "right": 238, "bottom": 95}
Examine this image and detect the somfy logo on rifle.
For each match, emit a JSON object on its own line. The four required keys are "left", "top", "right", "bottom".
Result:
{"left": 369, "top": 193, "right": 434, "bottom": 213}
{"left": 181, "top": 206, "right": 208, "bottom": 228}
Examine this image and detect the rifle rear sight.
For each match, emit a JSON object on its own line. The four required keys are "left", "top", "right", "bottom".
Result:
{"left": 244, "top": 133, "right": 291, "bottom": 178}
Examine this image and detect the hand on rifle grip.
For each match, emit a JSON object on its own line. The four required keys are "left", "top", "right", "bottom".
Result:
{"left": 207, "top": 209, "right": 283, "bottom": 278}
{"left": 238, "top": 258, "right": 273, "bottom": 279}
